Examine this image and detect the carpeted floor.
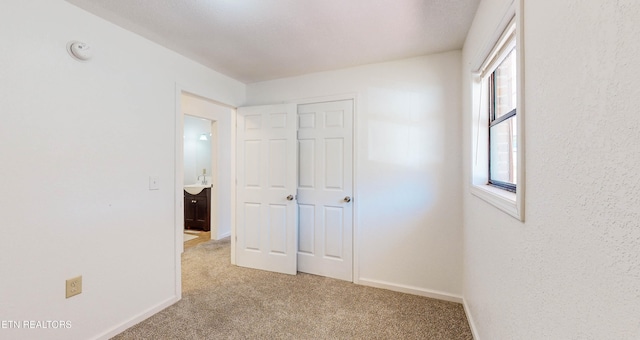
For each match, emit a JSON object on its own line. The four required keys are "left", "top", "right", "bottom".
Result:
{"left": 113, "top": 238, "right": 473, "bottom": 339}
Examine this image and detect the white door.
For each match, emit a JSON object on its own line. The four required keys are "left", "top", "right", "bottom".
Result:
{"left": 297, "top": 100, "right": 354, "bottom": 281}
{"left": 236, "top": 104, "right": 298, "bottom": 275}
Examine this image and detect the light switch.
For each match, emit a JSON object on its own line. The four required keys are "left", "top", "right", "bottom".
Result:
{"left": 149, "top": 176, "right": 159, "bottom": 190}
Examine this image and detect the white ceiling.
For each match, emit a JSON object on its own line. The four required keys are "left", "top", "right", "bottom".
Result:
{"left": 66, "top": 0, "right": 480, "bottom": 84}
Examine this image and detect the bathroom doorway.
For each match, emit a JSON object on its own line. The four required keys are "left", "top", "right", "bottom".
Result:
{"left": 178, "top": 92, "right": 235, "bottom": 250}
{"left": 183, "top": 114, "right": 215, "bottom": 247}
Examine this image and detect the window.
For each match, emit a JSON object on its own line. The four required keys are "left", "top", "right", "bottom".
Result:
{"left": 470, "top": 8, "right": 524, "bottom": 221}
{"left": 488, "top": 47, "right": 517, "bottom": 192}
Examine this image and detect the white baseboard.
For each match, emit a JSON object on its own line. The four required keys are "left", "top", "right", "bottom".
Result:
{"left": 216, "top": 231, "right": 231, "bottom": 240}
{"left": 463, "top": 297, "right": 481, "bottom": 340}
{"left": 93, "top": 295, "right": 179, "bottom": 340}
{"left": 357, "top": 278, "right": 463, "bottom": 303}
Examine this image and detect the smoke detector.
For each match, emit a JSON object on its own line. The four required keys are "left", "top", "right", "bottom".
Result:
{"left": 67, "top": 41, "right": 92, "bottom": 61}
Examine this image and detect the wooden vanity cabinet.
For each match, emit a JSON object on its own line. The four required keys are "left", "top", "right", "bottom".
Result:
{"left": 184, "top": 188, "right": 211, "bottom": 231}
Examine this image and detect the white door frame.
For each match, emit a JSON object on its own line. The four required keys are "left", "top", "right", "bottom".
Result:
{"left": 174, "top": 84, "right": 237, "bottom": 298}
{"left": 292, "top": 93, "right": 359, "bottom": 284}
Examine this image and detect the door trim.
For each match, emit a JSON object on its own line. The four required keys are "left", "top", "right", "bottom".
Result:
{"left": 292, "top": 93, "right": 359, "bottom": 283}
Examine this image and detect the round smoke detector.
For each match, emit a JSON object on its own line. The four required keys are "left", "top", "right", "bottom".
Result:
{"left": 67, "top": 41, "right": 92, "bottom": 61}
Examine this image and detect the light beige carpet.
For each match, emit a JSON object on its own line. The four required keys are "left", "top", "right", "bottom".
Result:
{"left": 113, "top": 238, "right": 472, "bottom": 339}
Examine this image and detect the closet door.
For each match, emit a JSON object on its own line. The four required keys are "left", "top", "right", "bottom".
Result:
{"left": 236, "top": 104, "right": 298, "bottom": 275}
{"left": 297, "top": 100, "right": 354, "bottom": 281}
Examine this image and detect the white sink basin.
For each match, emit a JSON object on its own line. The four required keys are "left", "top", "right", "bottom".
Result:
{"left": 184, "top": 184, "right": 211, "bottom": 195}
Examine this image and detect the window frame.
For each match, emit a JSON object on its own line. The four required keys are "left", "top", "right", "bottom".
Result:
{"left": 469, "top": 0, "right": 525, "bottom": 221}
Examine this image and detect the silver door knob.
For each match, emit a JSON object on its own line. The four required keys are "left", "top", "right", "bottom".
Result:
{"left": 344, "top": 196, "right": 351, "bottom": 203}
{"left": 286, "top": 195, "right": 294, "bottom": 201}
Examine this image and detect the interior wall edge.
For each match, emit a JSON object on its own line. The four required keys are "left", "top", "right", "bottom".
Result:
{"left": 463, "top": 297, "right": 481, "bottom": 340}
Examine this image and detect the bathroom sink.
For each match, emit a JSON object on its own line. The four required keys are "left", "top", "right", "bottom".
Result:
{"left": 184, "top": 184, "right": 211, "bottom": 195}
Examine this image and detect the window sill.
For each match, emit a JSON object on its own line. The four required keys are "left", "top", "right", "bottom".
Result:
{"left": 470, "top": 184, "right": 523, "bottom": 221}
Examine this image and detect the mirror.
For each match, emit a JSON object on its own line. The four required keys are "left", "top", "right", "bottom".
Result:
{"left": 183, "top": 115, "right": 212, "bottom": 185}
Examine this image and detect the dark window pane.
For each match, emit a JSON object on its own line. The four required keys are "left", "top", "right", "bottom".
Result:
{"left": 490, "top": 116, "right": 517, "bottom": 185}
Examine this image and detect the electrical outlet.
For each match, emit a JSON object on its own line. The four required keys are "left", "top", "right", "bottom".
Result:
{"left": 66, "top": 276, "right": 82, "bottom": 298}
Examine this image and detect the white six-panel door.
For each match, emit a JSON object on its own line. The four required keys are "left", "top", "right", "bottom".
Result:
{"left": 297, "top": 100, "right": 353, "bottom": 281}
{"left": 236, "top": 104, "right": 298, "bottom": 275}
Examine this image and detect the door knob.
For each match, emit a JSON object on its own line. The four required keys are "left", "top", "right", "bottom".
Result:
{"left": 191, "top": 200, "right": 197, "bottom": 203}
{"left": 286, "top": 195, "right": 294, "bottom": 201}
{"left": 344, "top": 196, "right": 351, "bottom": 203}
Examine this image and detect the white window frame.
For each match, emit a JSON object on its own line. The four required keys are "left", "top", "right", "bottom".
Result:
{"left": 470, "top": 0, "right": 525, "bottom": 221}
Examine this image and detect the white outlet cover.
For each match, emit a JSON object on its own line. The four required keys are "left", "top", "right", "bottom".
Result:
{"left": 149, "top": 176, "right": 159, "bottom": 190}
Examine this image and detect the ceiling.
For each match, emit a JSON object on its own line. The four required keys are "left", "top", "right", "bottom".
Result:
{"left": 66, "top": 0, "right": 481, "bottom": 84}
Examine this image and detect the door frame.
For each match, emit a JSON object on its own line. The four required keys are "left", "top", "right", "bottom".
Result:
{"left": 291, "top": 93, "right": 359, "bottom": 283}
{"left": 174, "top": 84, "right": 237, "bottom": 298}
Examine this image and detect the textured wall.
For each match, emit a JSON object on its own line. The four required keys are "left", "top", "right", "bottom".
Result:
{"left": 462, "top": 0, "right": 640, "bottom": 339}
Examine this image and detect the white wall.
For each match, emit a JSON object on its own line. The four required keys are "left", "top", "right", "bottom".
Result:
{"left": 462, "top": 0, "right": 640, "bottom": 339}
{"left": 0, "top": 1, "right": 244, "bottom": 339}
{"left": 247, "top": 52, "right": 464, "bottom": 300}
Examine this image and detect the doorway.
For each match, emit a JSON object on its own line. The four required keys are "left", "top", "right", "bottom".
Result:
{"left": 183, "top": 114, "right": 214, "bottom": 247}
{"left": 178, "top": 92, "right": 235, "bottom": 247}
